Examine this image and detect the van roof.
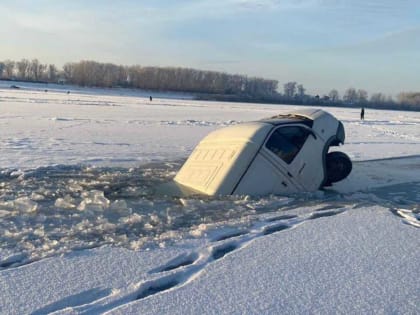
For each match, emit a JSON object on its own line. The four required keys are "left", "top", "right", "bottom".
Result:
{"left": 260, "top": 114, "right": 314, "bottom": 127}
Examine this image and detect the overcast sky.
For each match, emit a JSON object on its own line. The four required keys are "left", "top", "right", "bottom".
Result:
{"left": 1, "top": 0, "right": 419, "bottom": 95}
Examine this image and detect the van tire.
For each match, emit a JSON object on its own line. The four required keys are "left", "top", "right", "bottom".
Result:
{"left": 324, "top": 151, "right": 352, "bottom": 185}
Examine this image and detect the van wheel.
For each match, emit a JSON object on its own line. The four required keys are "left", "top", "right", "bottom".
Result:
{"left": 324, "top": 151, "right": 352, "bottom": 186}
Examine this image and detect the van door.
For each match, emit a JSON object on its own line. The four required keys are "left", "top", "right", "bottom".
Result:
{"left": 261, "top": 125, "right": 324, "bottom": 191}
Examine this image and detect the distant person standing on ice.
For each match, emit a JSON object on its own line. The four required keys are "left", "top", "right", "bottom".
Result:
{"left": 149, "top": 96, "right": 153, "bottom": 101}
{"left": 360, "top": 107, "right": 365, "bottom": 120}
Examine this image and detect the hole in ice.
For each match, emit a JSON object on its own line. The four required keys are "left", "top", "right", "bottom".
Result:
{"left": 4, "top": 163, "right": 413, "bottom": 266}
{"left": 0, "top": 163, "right": 295, "bottom": 267}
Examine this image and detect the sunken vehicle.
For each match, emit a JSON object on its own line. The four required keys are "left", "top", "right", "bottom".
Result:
{"left": 174, "top": 109, "right": 352, "bottom": 196}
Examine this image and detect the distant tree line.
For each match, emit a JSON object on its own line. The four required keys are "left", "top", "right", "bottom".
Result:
{"left": 0, "top": 59, "right": 419, "bottom": 110}
{"left": 0, "top": 59, "right": 59, "bottom": 83}
{"left": 278, "top": 81, "right": 420, "bottom": 111}
{"left": 396, "top": 92, "right": 420, "bottom": 110}
{"left": 200, "top": 81, "right": 419, "bottom": 111}
{"left": 0, "top": 59, "right": 278, "bottom": 96}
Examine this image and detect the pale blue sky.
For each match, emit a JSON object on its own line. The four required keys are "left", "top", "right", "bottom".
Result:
{"left": 1, "top": 0, "right": 419, "bottom": 95}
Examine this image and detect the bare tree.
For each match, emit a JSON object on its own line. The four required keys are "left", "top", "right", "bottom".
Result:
{"left": 297, "top": 84, "right": 305, "bottom": 98}
{"left": 370, "top": 93, "right": 386, "bottom": 104}
{"left": 386, "top": 95, "right": 394, "bottom": 104}
{"left": 0, "top": 62, "right": 4, "bottom": 78}
{"left": 398, "top": 92, "right": 420, "bottom": 107}
{"left": 47, "top": 64, "right": 58, "bottom": 82}
{"left": 29, "top": 59, "right": 39, "bottom": 80}
{"left": 357, "top": 89, "right": 368, "bottom": 104}
{"left": 283, "top": 81, "right": 297, "bottom": 98}
{"left": 343, "top": 88, "right": 357, "bottom": 104}
{"left": 16, "top": 59, "right": 30, "bottom": 80}
{"left": 63, "top": 63, "right": 75, "bottom": 81}
{"left": 328, "top": 89, "right": 340, "bottom": 102}
{"left": 3, "top": 60, "right": 15, "bottom": 77}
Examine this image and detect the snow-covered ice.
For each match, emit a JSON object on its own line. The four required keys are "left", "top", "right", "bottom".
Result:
{"left": 0, "top": 82, "right": 419, "bottom": 314}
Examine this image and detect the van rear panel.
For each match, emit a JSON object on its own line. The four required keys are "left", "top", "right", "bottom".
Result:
{"left": 174, "top": 123, "right": 272, "bottom": 195}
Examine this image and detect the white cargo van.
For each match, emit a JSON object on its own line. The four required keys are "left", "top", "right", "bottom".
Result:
{"left": 174, "top": 109, "right": 352, "bottom": 196}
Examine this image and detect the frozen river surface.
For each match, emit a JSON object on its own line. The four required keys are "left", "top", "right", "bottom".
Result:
{"left": 0, "top": 83, "right": 419, "bottom": 314}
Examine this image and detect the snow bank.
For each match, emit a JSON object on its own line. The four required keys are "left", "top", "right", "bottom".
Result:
{"left": 1, "top": 207, "right": 418, "bottom": 314}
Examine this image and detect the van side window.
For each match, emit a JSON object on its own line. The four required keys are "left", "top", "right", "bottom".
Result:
{"left": 265, "top": 126, "right": 310, "bottom": 164}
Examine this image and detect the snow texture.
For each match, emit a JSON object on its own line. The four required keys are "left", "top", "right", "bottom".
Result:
{"left": 0, "top": 81, "right": 419, "bottom": 314}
